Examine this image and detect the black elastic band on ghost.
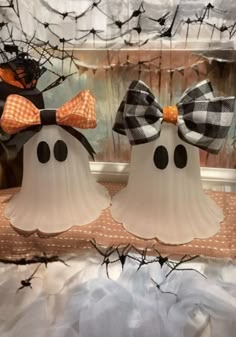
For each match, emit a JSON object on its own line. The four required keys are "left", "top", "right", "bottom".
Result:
{"left": 5, "top": 125, "right": 43, "bottom": 152}
{"left": 4, "top": 124, "right": 96, "bottom": 160}
{"left": 60, "top": 125, "right": 96, "bottom": 160}
{"left": 40, "top": 109, "right": 57, "bottom": 125}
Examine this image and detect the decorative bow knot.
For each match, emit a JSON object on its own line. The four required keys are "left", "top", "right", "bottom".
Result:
{"left": 0, "top": 91, "right": 96, "bottom": 159}
{"left": 1, "top": 90, "right": 96, "bottom": 134}
{"left": 113, "top": 80, "right": 235, "bottom": 154}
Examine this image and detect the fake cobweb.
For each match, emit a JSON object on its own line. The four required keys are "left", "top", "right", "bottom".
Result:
{"left": 0, "top": 0, "right": 235, "bottom": 167}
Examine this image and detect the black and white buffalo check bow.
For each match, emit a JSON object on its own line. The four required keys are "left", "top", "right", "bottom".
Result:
{"left": 113, "top": 80, "right": 235, "bottom": 154}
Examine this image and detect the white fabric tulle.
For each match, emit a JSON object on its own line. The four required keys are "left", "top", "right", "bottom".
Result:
{"left": 1, "top": 253, "right": 236, "bottom": 337}
{"left": 5, "top": 126, "right": 110, "bottom": 233}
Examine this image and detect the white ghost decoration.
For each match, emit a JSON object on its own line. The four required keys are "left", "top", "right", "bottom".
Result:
{"left": 111, "top": 80, "right": 235, "bottom": 244}
{"left": 111, "top": 123, "right": 223, "bottom": 244}
{"left": 4, "top": 126, "right": 110, "bottom": 234}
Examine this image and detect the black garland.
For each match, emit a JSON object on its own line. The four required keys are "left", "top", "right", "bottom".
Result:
{"left": 0, "top": 252, "right": 68, "bottom": 267}
{"left": 0, "top": 252, "right": 69, "bottom": 292}
{"left": 90, "top": 239, "right": 204, "bottom": 281}
{"left": 0, "top": 0, "right": 235, "bottom": 92}
{"left": 0, "top": 242, "right": 206, "bottom": 293}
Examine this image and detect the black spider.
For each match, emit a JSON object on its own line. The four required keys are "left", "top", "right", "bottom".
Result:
{"left": 32, "top": 16, "right": 58, "bottom": 30}
{"left": 0, "top": 22, "right": 7, "bottom": 29}
{"left": 165, "top": 255, "right": 205, "bottom": 279}
{"left": 90, "top": 239, "right": 117, "bottom": 278}
{"left": 111, "top": 2, "right": 145, "bottom": 29}
{"left": 70, "top": 0, "right": 102, "bottom": 22}
{"left": 204, "top": 22, "right": 232, "bottom": 40}
{"left": 128, "top": 246, "right": 155, "bottom": 270}
{"left": 114, "top": 20, "right": 123, "bottom": 29}
{"left": 133, "top": 25, "right": 142, "bottom": 35}
{"left": 76, "top": 28, "right": 104, "bottom": 41}
{"left": 153, "top": 248, "right": 169, "bottom": 267}
{"left": 41, "top": 72, "right": 76, "bottom": 92}
{"left": 197, "top": 2, "right": 226, "bottom": 22}
{"left": 148, "top": 12, "right": 171, "bottom": 26}
{"left": 17, "top": 264, "right": 41, "bottom": 292}
{"left": 181, "top": 18, "right": 199, "bottom": 42}
{"left": 159, "top": 5, "right": 179, "bottom": 38}
{"left": 114, "top": 244, "right": 133, "bottom": 269}
{"left": 195, "top": 2, "right": 227, "bottom": 38}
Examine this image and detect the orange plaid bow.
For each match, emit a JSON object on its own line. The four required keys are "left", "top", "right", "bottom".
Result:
{"left": 1, "top": 90, "right": 96, "bottom": 134}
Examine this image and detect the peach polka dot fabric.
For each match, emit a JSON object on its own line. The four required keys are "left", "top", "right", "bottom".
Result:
{"left": 0, "top": 182, "right": 235, "bottom": 260}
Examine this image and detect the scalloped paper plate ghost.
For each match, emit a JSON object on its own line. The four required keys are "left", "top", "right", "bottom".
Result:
{"left": 0, "top": 91, "right": 110, "bottom": 234}
{"left": 111, "top": 80, "right": 235, "bottom": 244}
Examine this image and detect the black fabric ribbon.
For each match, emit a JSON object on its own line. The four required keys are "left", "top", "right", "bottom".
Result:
{"left": 5, "top": 124, "right": 96, "bottom": 160}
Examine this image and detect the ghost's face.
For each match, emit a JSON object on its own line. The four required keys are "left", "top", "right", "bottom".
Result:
{"left": 128, "top": 123, "right": 201, "bottom": 193}
{"left": 111, "top": 123, "right": 223, "bottom": 244}
{"left": 23, "top": 125, "right": 90, "bottom": 186}
{"left": 5, "top": 125, "right": 110, "bottom": 234}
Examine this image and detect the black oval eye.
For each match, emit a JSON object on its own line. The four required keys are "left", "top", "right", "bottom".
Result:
{"left": 54, "top": 140, "right": 68, "bottom": 162}
{"left": 153, "top": 145, "right": 168, "bottom": 170}
{"left": 174, "top": 144, "right": 187, "bottom": 169}
{"left": 37, "top": 141, "right": 50, "bottom": 164}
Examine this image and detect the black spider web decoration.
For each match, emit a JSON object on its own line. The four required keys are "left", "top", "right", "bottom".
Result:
{"left": 0, "top": 0, "right": 235, "bottom": 84}
{"left": 0, "top": 0, "right": 235, "bottom": 170}
{"left": 0, "top": 0, "right": 79, "bottom": 92}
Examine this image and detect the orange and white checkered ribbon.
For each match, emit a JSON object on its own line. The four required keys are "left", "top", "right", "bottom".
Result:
{"left": 1, "top": 90, "right": 96, "bottom": 134}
